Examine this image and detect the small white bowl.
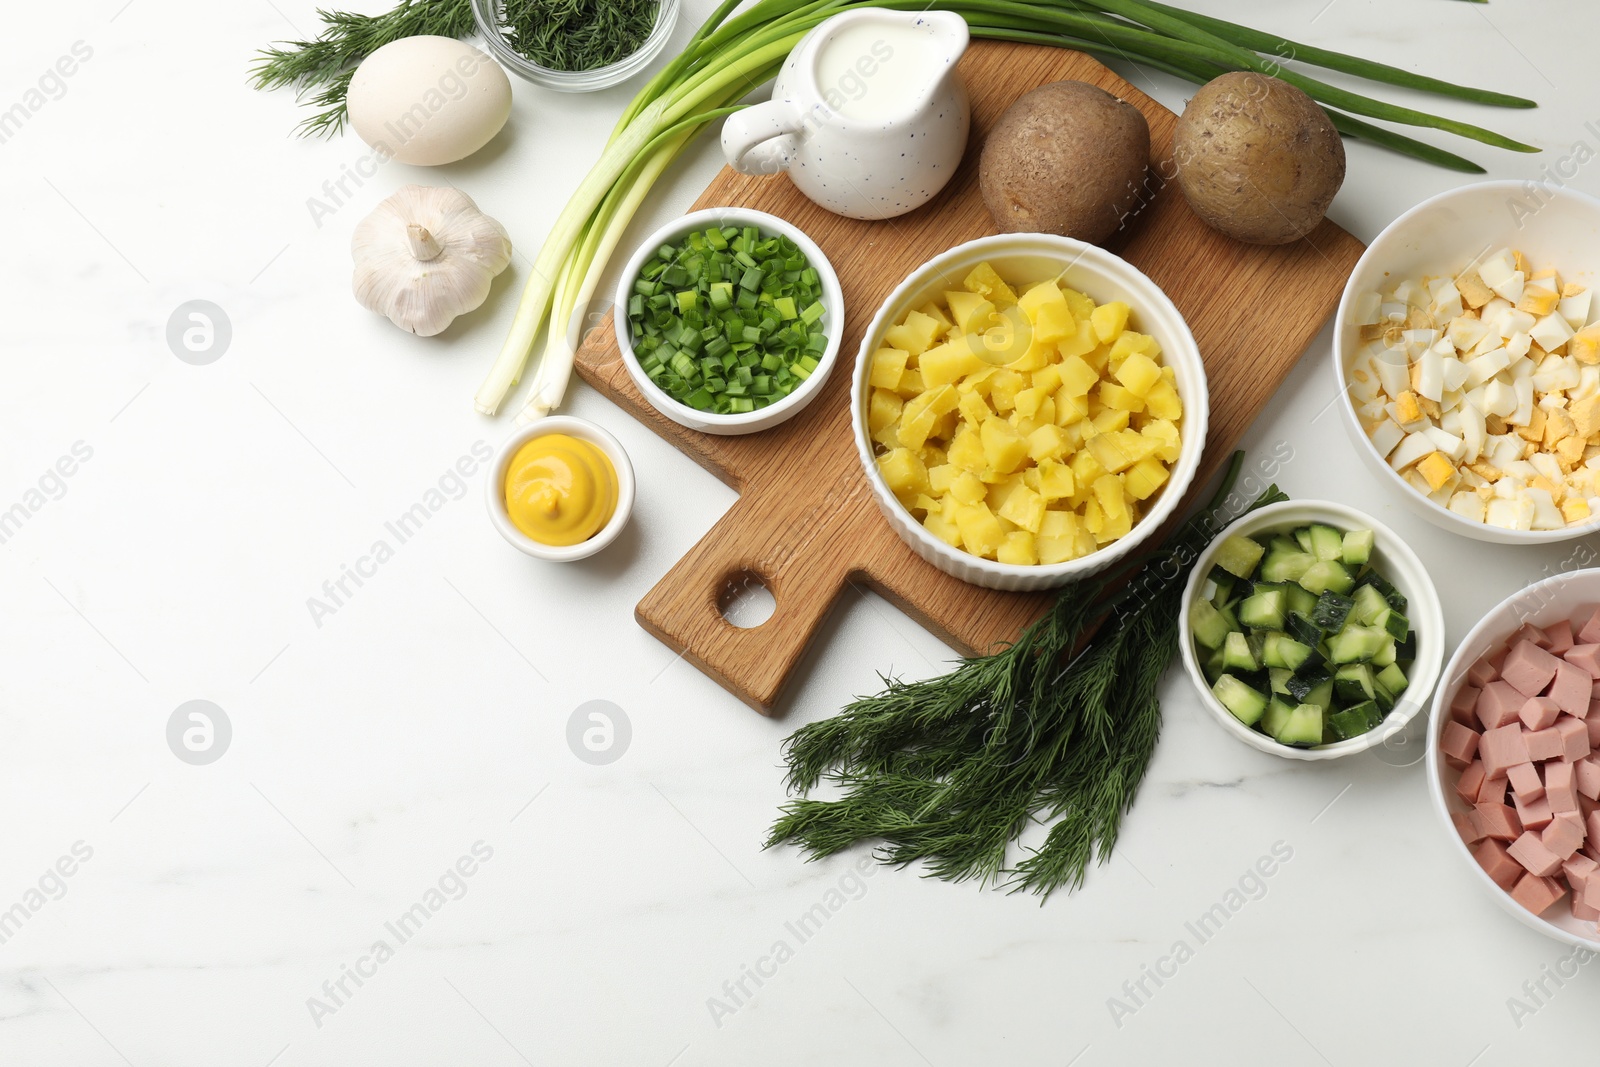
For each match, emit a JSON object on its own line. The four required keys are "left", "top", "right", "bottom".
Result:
{"left": 1427, "top": 568, "right": 1600, "bottom": 950}
{"left": 485, "top": 416, "right": 635, "bottom": 561}
{"left": 1178, "top": 500, "right": 1445, "bottom": 761}
{"left": 851, "top": 232, "right": 1209, "bottom": 592}
{"left": 1332, "top": 180, "right": 1600, "bottom": 545}
{"left": 613, "top": 207, "right": 844, "bottom": 436}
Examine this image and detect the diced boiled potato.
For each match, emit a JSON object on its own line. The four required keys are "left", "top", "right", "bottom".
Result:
{"left": 928, "top": 463, "right": 958, "bottom": 494}
{"left": 950, "top": 470, "right": 987, "bottom": 505}
{"left": 1090, "top": 407, "right": 1131, "bottom": 434}
{"left": 981, "top": 416, "right": 1030, "bottom": 474}
{"left": 870, "top": 347, "right": 909, "bottom": 390}
{"left": 1123, "top": 456, "right": 1170, "bottom": 500}
{"left": 918, "top": 340, "right": 985, "bottom": 388}
{"left": 1109, "top": 331, "right": 1160, "bottom": 364}
{"left": 1114, "top": 352, "right": 1163, "bottom": 398}
{"left": 1018, "top": 281, "right": 1075, "bottom": 343}
{"left": 1055, "top": 390, "right": 1090, "bottom": 426}
{"left": 1142, "top": 378, "right": 1182, "bottom": 421}
{"left": 1031, "top": 365, "right": 1063, "bottom": 395}
{"left": 1056, "top": 354, "right": 1100, "bottom": 398}
{"left": 877, "top": 447, "right": 930, "bottom": 500}
{"left": 989, "top": 370, "right": 1025, "bottom": 412}
{"left": 997, "top": 483, "right": 1047, "bottom": 533}
{"left": 957, "top": 388, "right": 991, "bottom": 427}
{"left": 1056, "top": 321, "right": 1099, "bottom": 360}
{"left": 894, "top": 367, "right": 925, "bottom": 399}
{"left": 997, "top": 531, "right": 1038, "bottom": 566}
{"left": 1141, "top": 419, "right": 1181, "bottom": 462}
{"left": 954, "top": 501, "right": 1006, "bottom": 558}
{"left": 1014, "top": 385, "right": 1051, "bottom": 419}
{"left": 1090, "top": 301, "right": 1129, "bottom": 343}
{"left": 923, "top": 512, "right": 962, "bottom": 547}
{"left": 1097, "top": 381, "right": 1146, "bottom": 413}
{"left": 1087, "top": 429, "right": 1155, "bottom": 473}
{"left": 945, "top": 291, "right": 996, "bottom": 334}
{"left": 1060, "top": 288, "right": 1095, "bottom": 324}
{"left": 1036, "top": 460, "right": 1076, "bottom": 501}
{"left": 947, "top": 424, "right": 986, "bottom": 471}
{"left": 963, "top": 262, "right": 1017, "bottom": 308}
{"left": 1026, "top": 424, "right": 1069, "bottom": 463}
{"left": 868, "top": 389, "right": 903, "bottom": 434}
{"left": 884, "top": 310, "right": 942, "bottom": 356}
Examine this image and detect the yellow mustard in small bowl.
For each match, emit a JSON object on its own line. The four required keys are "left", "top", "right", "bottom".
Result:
{"left": 503, "top": 433, "right": 619, "bottom": 546}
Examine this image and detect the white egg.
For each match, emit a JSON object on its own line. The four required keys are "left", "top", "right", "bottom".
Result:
{"left": 347, "top": 36, "right": 512, "bottom": 166}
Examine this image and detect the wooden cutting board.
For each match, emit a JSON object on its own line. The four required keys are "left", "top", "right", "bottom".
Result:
{"left": 574, "top": 41, "right": 1365, "bottom": 714}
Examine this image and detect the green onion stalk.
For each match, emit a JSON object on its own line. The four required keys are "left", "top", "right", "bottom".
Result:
{"left": 476, "top": 0, "right": 1537, "bottom": 418}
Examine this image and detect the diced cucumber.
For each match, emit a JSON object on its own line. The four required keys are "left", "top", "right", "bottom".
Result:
{"left": 1275, "top": 703, "right": 1325, "bottom": 746}
{"left": 1376, "top": 662, "right": 1409, "bottom": 695}
{"left": 1189, "top": 598, "right": 1233, "bottom": 650}
{"left": 1371, "top": 636, "right": 1398, "bottom": 667}
{"left": 1328, "top": 701, "right": 1384, "bottom": 740}
{"left": 1203, "top": 645, "right": 1227, "bottom": 682}
{"left": 1308, "top": 524, "right": 1344, "bottom": 562}
{"left": 1285, "top": 612, "right": 1323, "bottom": 649}
{"left": 1351, "top": 584, "right": 1389, "bottom": 626}
{"left": 1262, "top": 696, "right": 1295, "bottom": 739}
{"left": 1372, "top": 681, "right": 1396, "bottom": 712}
{"left": 1209, "top": 568, "right": 1236, "bottom": 605}
{"left": 1293, "top": 527, "right": 1314, "bottom": 553}
{"left": 1357, "top": 570, "right": 1407, "bottom": 613}
{"left": 1222, "top": 631, "right": 1258, "bottom": 671}
{"left": 1374, "top": 606, "right": 1410, "bottom": 642}
{"left": 1298, "top": 559, "right": 1355, "bottom": 596}
{"left": 1268, "top": 667, "right": 1293, "bottom": 695}
{"left": 1310, "top": 591, "right": 1355, "bottom": 632}
{"left": 1333, "top": 663, "right": 1377, "bottom": 703}
{"left": 1238, "top": 589, "right": 1287, "bottom": 631}
{"left": 1214, "top": 535, "right": 1265, "bottom": 579}
{"left": 1303, "top": 679, "right": 1335, "bottom": 711}
{"left": 1341, "top": 528, "right": 1374, "bottom": 566}
{"left": 1213, "top": 675, "right": 1268, "bottom": 725}
{"left": 1286, "top": 664, "right": 1331, "bottom": 703}
{"left": 1262, "top": 632, "right": 1314, "bottom": 671}
{"left": 1326, "top": 624, "right": 1388, "bottom": 664}
{"left": 1259, "top": 548, "right": 1317, "bottom": 584}
{"left": 1269, "top": 535, "right": 1302, "bottom": 555}
{"left": 1283, "top": 585, "right": 1318, "bottom": 618}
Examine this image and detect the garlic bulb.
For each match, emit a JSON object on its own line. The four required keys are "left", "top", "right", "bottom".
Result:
{"left": 352, "top": 185, "right": 512, "bottom": 337}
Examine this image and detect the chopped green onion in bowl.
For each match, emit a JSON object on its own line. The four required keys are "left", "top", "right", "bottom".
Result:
{"left": 627, "top": 224, "right": 829, "bottom": 417}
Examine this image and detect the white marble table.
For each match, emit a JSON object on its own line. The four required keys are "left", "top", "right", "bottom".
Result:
{"left": 4, "top": 0, "right": 1598, "bottom": 1063}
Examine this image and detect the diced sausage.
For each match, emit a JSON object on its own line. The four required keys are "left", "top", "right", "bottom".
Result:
{"left": 1542, "top": 812, "right": 1586, "bottom": 860}
{"left": 1451, "top": 685, "right": 1482, "bottom": 726}
{"left": 1527, "top": 727, "right": 1565, "bottom": 763}
{"left": 1457, "top": 761, "right": 1487, "bottom": 805}
{"left": 1510, "top": 872, "right": 1568, "bottom": 915}
{"left": 1578, "top": 606, "right": 1600, "bottom": 646}
{"left": 1478, "top": 681, "right": 1528, "bottom": 730}
{"left": 1520, "top": 696, "right": 1563, "bottom": 731}
{"left": 1546, "top": 760, "right": 1580, "bottom": 814}
{"left": 1551, "top": 662, "right": 1594, "bottom": 718}
{"left": 1441, "top": 721, "right": 1481, "bottom": 767}
{"left": 1566, "top": 643, "right": 1600, "bottom": 680}
{"left": 1556, "top": 716, "right": 1592, "bottom": 763}
{"left": 1508, "top": 762, "right": 1545, "bottom": 804}
{"left": 1475, "top": 838, "right": 1524, "bottom": 890}
{"left": 1510, "top": 830, "right": 1566, "bottom": 876}
{"left": 1546, "top": 619, "right": 1576, "bottom": 655}
{"left": 1474, "top": 801, "right": 1523, "bottom": 841}
{"left": 1481, "top": 723, "right": 1532, "bottom": 778}
{"left": 1503, "top": 640, "right": 1565, "bottom": 698}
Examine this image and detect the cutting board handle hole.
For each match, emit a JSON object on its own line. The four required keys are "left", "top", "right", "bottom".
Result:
{"left": 718, "top": 570, "right": 776, "bottom": 629}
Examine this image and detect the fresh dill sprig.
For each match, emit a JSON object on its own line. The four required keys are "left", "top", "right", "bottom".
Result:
{"left": 768, "top": 451, "right": 1290, "bottom": 899}
{"left": 249, "top": 0, "right": 477, "bottom": 137}
{"left": 500, "top": 0, "right": 660, "bottom": 72}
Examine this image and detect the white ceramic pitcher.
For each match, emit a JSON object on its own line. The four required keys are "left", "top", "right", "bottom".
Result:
{"left": 720, "top": 8, "right": 970, "bottom": 221}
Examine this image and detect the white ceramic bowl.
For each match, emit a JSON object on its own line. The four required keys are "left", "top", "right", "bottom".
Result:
{"left": 1333, "top": 180, "right": 1600, "bottom": 545}
{"left": 613, "top": 207, "right": 844, "bottom": 436}
{"left": 851, "top": 232, "right": 1209, "bottom": 592}
{"left": 485, "top": 416, "right": 635, "bottom": 561}
{"left": 1427, "top": 569, "right": 1600, "bottom": 950}
{"left": 1179, "top": 500, "right": 1445, "bottom": 761}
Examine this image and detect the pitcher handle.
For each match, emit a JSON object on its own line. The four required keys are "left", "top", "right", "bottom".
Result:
{"left": 721, "top": 100, "right": 804, "bottom": 176}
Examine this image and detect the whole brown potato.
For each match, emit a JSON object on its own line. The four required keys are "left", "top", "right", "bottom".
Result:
{"left": 980, "top": 80, "right": 1151, "bottom": 245}
{"left": 1172, "top": 72, "right": 1345, "bottom": 245}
